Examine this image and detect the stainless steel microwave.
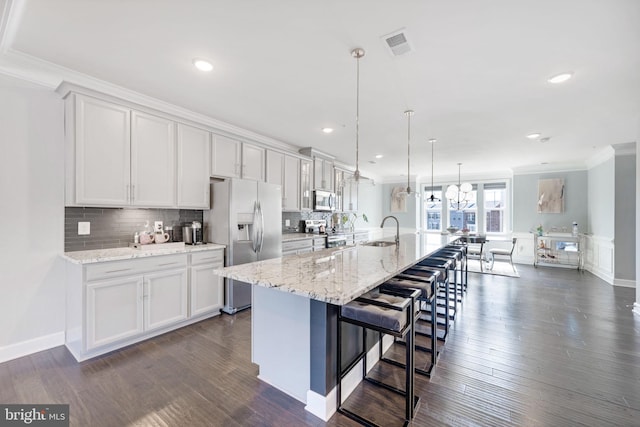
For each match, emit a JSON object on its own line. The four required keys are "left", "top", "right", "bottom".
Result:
{"left": 313, "top": 190, "right": 336, "bottom": 211}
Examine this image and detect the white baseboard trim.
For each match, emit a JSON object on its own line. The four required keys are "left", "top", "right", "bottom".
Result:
{"left": 304, "top": 336, "right": 386, "bottom": 421}
{"left": 586, "top": 265, "right": 614, "bottom": 285}
{"left": 613, "top": 278, "right": 636, "bottom": 288}
{"left": 0, "top": 331, "right": 65, "bottom": 364}
{"left": 305, "top": 389, "right": 336, "bottom": 422}
{"left": 633, "top": 303, "right": 640, "bottom": 316}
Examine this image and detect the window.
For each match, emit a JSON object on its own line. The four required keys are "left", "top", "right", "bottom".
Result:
{"left": 421, "top": 180, "right": 510, "bottom": 235}
{"left": 484, "top": 183, "right": 506, "bottom": 233}
{"left": 447, "top": 188, "right": 477, "bottom": 232}
{"left": 424, "top": 188, "right": 442, "bottom": 231}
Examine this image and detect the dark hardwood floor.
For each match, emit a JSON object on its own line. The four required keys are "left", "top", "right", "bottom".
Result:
{"left": 2, "top": 265, "right": 639, "bottom": 426}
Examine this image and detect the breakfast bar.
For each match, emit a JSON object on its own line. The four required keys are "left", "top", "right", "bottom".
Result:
{"left": 214, "top": 232, "right": 455, "bottom": 421}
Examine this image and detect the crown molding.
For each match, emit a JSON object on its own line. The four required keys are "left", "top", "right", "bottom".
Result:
{"left": 584, "top": 146, "right": 615, "bottom": 169}
{"left": 612, "top": 141, "right": 636, "bottom": 156}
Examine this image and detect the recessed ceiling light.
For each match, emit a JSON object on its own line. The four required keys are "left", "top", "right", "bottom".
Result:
{"left": 193, "top": 58, "right": 213, "bottom": 72}
{"left": 375, "top": 154, "right": 383, "bottom": 159}
{"left": 526, "top": 133, "right": 541, "bottom": 139}
{"left": 547, "top": 72, "right": 573, "bottom": 84}
{"left": 321, "top": 127, "right": 334, "bottom": 134}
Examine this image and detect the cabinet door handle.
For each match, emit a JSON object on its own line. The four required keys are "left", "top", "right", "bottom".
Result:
{"left": 126, "top": 184, "right": 130, "bottom": 202}
{"left": 157, "top": 261, "right": 180, "bottom": 267}
{"left": 105, "top": 268, "right": 132, "bottom": 274}
{"left": 131, "top": 184, "right": 135, "bottom": 202}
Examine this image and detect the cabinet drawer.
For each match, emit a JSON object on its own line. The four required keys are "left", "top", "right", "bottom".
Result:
{"left": 85, "top": 254, "right": 187, "bottom": 282}
{"left": 191, "top": 249, "right": 224, "bottom": 266}
{"left": 282, "top": 239, "right": 313, "bottom": 252}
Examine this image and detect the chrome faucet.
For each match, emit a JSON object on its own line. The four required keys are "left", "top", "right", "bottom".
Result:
{"left": 380, "top": 215, "right": 400, "bottom": 245}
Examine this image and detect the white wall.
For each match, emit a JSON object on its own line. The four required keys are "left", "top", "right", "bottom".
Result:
{"left": 0, "top": 73, "right": 66, "bottom": 362}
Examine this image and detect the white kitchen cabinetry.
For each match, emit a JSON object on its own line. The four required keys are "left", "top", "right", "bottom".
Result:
{"left": 85, "top": 276, "right": 143, "bottom": 350}
{"left": 313, "top": 157, "right": 334, "bottom": 191}
{"left": 266, "top": 150, "right": 301, "bottom": 211}
{"left": 190, "top": 250, "right": 224, "bottom": 317}
{"left": 131, "top": 111, "right": 176, "bottom": 207}
{"left": 211, "top": 134, "right": 265, "bottom": 181}
{"left": 282, "top": 238, "right": 313, "bottom": 256}
{"left": 65, "top": 249, "right": 225, "bottom": 362}
{"left": 177, "top": 124, "right": 211, "bottom": 208}
{"left": 211, "top": 134, "right": 241, "bottom": 178}
{"left": 63, "top": 90, "right": 211, "bottom": 209}
{"left": 71, "top": 94, "right": 132, "bottom": 206}
{"left": 300, "top": 159, "right": 312, "bottom": 211}
{"left": 143, "top": 268, "right": 189, "bottom": 330}
{"left": 266, "top": 150, "right": 284, "bottom": 186}
{"left": 242, "top": 143, "right": 266, "bottom": 181}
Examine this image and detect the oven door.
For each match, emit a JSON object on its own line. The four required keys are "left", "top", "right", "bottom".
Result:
{"left": 313, "top": 190, "right": 336, "bottom": 211}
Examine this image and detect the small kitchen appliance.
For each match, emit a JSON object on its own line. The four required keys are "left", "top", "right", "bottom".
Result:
{"left": 183, "top": 221, "right": 203, "bottom": 245}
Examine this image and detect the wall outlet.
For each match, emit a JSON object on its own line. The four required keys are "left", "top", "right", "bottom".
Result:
{"left": 154, "top": 221, "right": 163, "bottom": 232}
{"left": 78, "top": 222, "right": 90, "bottom": 235}
{"left": 285, "top": 219, "right": 290, "bottom": 227}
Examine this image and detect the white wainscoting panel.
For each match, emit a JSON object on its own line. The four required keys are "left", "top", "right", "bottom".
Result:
{"left": 583, "top": 234, "right": 614, "bottom": 284}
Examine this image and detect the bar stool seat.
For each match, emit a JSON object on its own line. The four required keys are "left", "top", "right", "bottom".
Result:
{"left": 338, "top": 290, "right": 417, "bottom": 426}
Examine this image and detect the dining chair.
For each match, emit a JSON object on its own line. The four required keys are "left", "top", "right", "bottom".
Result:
{"left": 487, "top": 238, "right": 517, "bottom": 272}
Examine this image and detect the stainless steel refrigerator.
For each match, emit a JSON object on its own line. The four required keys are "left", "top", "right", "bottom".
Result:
{"left": 206, "top": 178, "right": 282, "bottom": 314}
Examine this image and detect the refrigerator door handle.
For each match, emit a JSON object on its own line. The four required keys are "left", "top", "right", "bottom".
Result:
{"left": 251, "top": 201, "right": 259, "bottom": 253}
{"left": 257, "top": 202, "right": 265, "bottom": 253}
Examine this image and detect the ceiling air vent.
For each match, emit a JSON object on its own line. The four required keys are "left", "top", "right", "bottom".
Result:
{"left": 382, "top": 28, "right": 413, "bottom": 57}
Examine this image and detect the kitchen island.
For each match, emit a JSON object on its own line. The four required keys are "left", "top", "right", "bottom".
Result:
{"left": 214, "top": 232, "right": 455, "bottom": 421}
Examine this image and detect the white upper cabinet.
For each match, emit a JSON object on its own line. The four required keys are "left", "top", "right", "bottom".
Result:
{"left": 211, "top": 134, "right": 241, "bottom": 178}
{"left": 266, "top": 150, "right": 301, "bottom": 211}
{"left": 300, "top": 159, "right": 312, "bottom": 211}
{"left": 74, "top": 94, "right": 131, "bottom": 206}
{"left": 210, "top": 134, "right": 265, "bottom": 181}
{"left": 266, "top": 150, "right": 284, "bottom": 186}
{"left": 241, "top": 143, "right": 265, "bottom": 181}
{"left": 66, "top": 91, "right": 211, "bottom": 209}
{"left": 177, "top": 124, "right": 210, "bottom": 208}
{"left": 130, "top": 111, "right": 176, "bottom": 207}
{"left": 313, "top": 157, "right": 334, "bottom": 191}
{"left": 283, "top": 154, "right": 300, "bottom": 211}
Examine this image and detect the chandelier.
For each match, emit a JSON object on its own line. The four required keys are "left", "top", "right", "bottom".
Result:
{"left": 398, "top": 109, "right": 418, "bottom": 197}
{"left": 445, "top": 163, "right": 472, "bottom": 210}
{"left": 425, "top": 138, "right": 440, "bottom": 204}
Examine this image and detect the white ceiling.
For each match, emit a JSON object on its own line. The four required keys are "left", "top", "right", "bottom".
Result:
{"left": 1, "top": 0, "right": 639, "bottom": 183}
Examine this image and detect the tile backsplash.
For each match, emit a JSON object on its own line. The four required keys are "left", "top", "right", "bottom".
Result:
{"left": 65, "top": 207, "right": 203, "bottom": 252}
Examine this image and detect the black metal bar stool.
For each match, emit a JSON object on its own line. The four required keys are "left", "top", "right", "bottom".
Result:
{"left": 433, "top": 247, "right": 466, "bottom": 303}
{"left": 337, "top": 289, "right": 417, "bottom": 426}
{"left": 415, "top": 257, "right": 457, "bottom": 323}
{"left": 402, "top": 264, "right": 450, "bottom": 341}
{"left": 380, "top": 273, "right": 438, "bottom": 376}
{"left": 444, "top": 242, "right": 468, "bottom": 291}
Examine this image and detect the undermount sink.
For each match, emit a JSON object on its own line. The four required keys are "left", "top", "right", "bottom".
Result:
{"left": 362, "top": 240, "right": 397, "bottom": 247}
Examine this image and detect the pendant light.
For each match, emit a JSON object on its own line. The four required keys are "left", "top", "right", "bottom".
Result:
{"left": 445, "top": 163, "right": 473, "bottom": 210}
{"left": 398, "top": 109, "right": 418, "bottom": 197}
{"left": 350, "top": 47, "right": 372, "bottom": 184}
{"left": 426, "top": 138, "right": 440, "bottom": 204}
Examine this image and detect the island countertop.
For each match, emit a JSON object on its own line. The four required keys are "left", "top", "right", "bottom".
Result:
{"left": 215, "top": 233, "right": 455, "bottom": 305}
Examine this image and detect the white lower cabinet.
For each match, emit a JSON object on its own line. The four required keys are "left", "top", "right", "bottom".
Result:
{"left": 86, "top": 276, "right": 144, "bottom": 350}
{"left": 282, "top": 238, "right": 313, "bottom": 256}
{"left": 66, "top": 248, "right": 224, "bottom": 362}
{"left": 190, "top": 250, "right": 224, "bottom": 317}
{"left": 144, "top": 268, "right": 188, "bottom": 330}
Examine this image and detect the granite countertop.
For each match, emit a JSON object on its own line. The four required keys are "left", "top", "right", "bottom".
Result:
{"left": 216, "top": 233, "right": 455, "bottom": 305}
{"left": 62, "top": 243, "right": 226, "bottom": 264}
